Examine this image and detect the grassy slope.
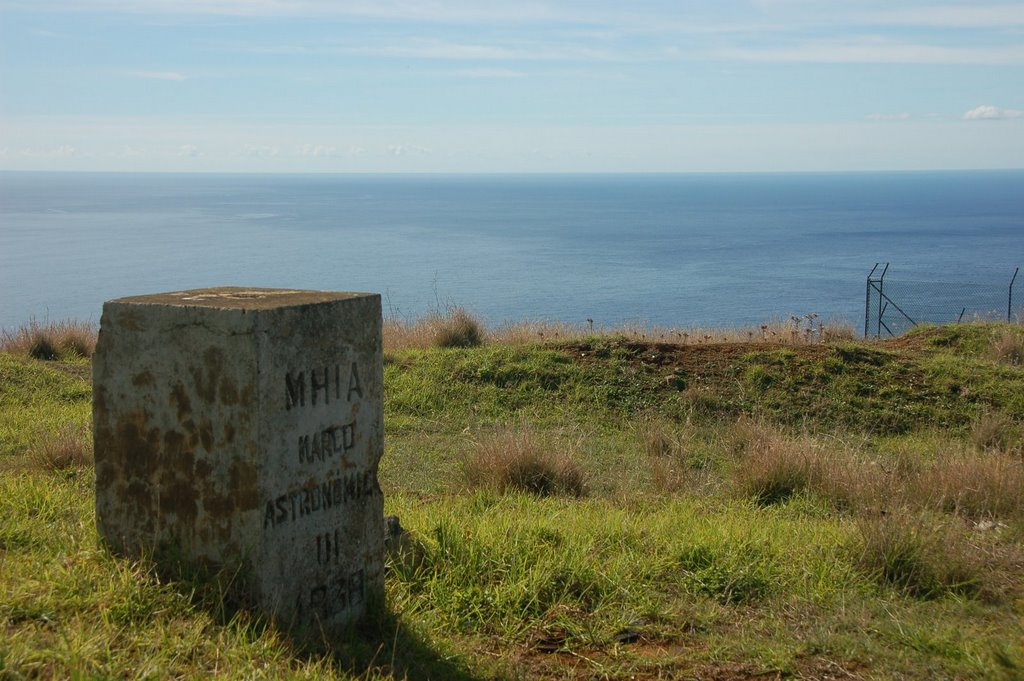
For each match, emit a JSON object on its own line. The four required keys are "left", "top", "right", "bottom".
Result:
{"left": 2, "top": 324, "right": 1024, "bottom": 679}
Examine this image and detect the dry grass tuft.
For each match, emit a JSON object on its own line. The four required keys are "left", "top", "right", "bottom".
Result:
{"left": 727, "top": 416, "right": 777, "bottom": 457}
{"left": 384, "top": 307, "right": 485, "bottom": 351}
{"left": 971, "top": 411, "right": 1019, "bottom": 453}
{"left": 1, "top": 319, "right": 97, "bottom": 359}
{"left": 490, "top": 320, "right": 585, "bottom": 345}
{"left": 730, "top": 419, "right": 884, "bottom": 510}
{"left": 914, "top": 450, "right": 1024, "bottom": 520}
{"left": 811, "top": 452, "right": 888, "bottom": 513}
{"left": 383, "top": 317, "right": 430, "bottom": 352}
{"left": 29, "top": 424, "right": 94, "bottom": 472}
{"left": 638, "top": 416, "right": 695, "bottom": 493}
{"left": 463, "top": 426, "right": 586, "bottom": 497}
{"left": 850, "top": 510, "right": 988, "bottom": 599}
{"left": 730, "top": 419, "right": 816, "bottom": 505}
{"left": 430, "top": 307, "right": 485, "bottom": 348}
{"left": 640, "top": 415, "right": 687, "bottom": 460}
{"left": 989, "top": 327, "right": 1023, "bottom": 365}
{"left": 819, "top": 325, "right": 856, "bottom": 343}
{"left": 730, "top": 418, "right": 1024, "bottom": 519}
{"left": 383, "top": 310, "right": 857, "bottom": 352}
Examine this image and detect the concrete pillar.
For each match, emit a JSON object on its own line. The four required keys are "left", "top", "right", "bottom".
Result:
{"left": 93, "top": 287, "right": 384, "bottom": 630}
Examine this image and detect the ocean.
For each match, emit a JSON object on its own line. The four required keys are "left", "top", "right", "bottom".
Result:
{"left": 1, "top": 170, "right": 1021, "bottom": 334}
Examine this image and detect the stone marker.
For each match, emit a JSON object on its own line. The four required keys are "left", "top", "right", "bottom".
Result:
{"left": 93, "top": 287, "right": 384, "bottom": 630}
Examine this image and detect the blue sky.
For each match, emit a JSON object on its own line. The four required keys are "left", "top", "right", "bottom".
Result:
{"left": 1, "top": 0, "right": 1022, "bottom": 172}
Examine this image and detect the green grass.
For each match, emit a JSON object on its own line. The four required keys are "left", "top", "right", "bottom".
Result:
{"left": 3, "top": 322, "right": 1024, "bottom": 679}
{"left": 0, "top": 354, "right": 91, "bottom": 461}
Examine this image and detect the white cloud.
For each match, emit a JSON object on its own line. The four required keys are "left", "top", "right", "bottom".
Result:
{"left": 128, "top": 70, "right": 187, "bottom": 81}
{"left": 386, "top": 144, "right": 431, "bottom": 156}
{"left": 341, "top": 40, "right": 616, "bottom": 62}
{"left": 963, "top": 105, "right": 1024, "bottom": 120}
{"left": 215, "top": 38, "right": 619, "bottom": 63}
{"left": 9, "top": 0, "right": 1024, "bottom": 45}
{"left": 239, "top": 143, "right": 366, "bottom": 159}
{"left": 241, "top": 144, "right": 280, "bottom": 157}
{"left": 8, "top": 144, "right": 79, "bottom": 158}
{"left": 450, "top": 68, "right": 526, "bottom": 78}
{"left": 747, "top": 1, "right": 1024, "bottom": 29}
{"left": 0, "top": 0, "right": 560, "bottom": 22}
{"left": 869, "top": 5, "right": 1024, "bottom": 28}
{"left": 4, "top": 115, "right": 1024, "bottom": 173}
{"left": 718, "top": 38, "right": 1024, "bottom": 65}
{"left": 176, "top": 144, "right": 203, "bottom": 157}
{"left": 296, "top": 144, "right": 343, "bottom": 157}
{"left": 109, "top": 145, "right": 143, "bottom": 158}
{"left": 348, "top": 41, "right": 517, "bottom": 60}
{"left": 865, "top": 112, "right": 911, "bottom": 121}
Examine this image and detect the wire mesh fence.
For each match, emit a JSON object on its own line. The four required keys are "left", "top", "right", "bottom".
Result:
{"left": 865, "top": 264, "right": 1022, "bottom": 337}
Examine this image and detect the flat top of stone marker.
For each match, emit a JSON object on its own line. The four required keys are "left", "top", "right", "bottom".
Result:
{"left": 111, "top": 287, "right": 375, "bottom": 310}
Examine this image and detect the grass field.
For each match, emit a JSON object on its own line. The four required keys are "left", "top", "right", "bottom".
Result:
{"left": 2, "top": 319, "right": 1023, "bottom": 679}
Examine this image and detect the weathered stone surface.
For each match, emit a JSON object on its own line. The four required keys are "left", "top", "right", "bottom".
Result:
{"left": 93, "top": 287, "right": 384, "bottom": 630}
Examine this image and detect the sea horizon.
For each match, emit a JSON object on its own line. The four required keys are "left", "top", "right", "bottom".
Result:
{"left": 2, "top": 169, "right": 1021, "bottom": 334}
{"left": 3, "top": 167, "right": 1022, "bottom": 176}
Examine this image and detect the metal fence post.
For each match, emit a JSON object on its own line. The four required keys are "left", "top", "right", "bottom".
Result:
{"left": 876, "top": 263, "right": 889, "bottom": 338}
{"left": 865, "top": 263, "right": 878, "bottom": 337}
{"left": 1011, "top": 267, "right": 1019, "bottom": 323}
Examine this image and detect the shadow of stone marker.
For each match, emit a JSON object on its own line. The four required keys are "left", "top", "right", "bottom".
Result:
{"left": 93, "top": 287, "right": 384, "bottom": 632}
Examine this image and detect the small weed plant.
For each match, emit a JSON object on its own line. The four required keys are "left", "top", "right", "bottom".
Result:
{"left": 677, "top": 540, "right": 777, "bottom": 604}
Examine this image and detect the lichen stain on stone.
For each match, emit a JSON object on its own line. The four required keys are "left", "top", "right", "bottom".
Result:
{"left": 194, "top": 458, "right": 213, "bottom": 479}
{"left": 171, "top": 383, "right": 192, "bottom": 421}
{"left": 132, "top": 371, "right": 155, "bottom": 387}
{"left": 191, "top": 347, "right": 227, "bottom": 405}
{"left": 158, "top": 429, "right": 199, "bottom": 524}
{"left": 219, "top": 376, "right": 239, "bottom": 405}
{"left": 163, "top": 429, "right": 188, "bottom": 455}
{"left": 199, "top": 460, "right": 257, "bottom": 544}
{"left": 197, "top": 419, "right": 214, "bottom": 452}
{"left": 116, "top": 310, "right": 144, "bottom": 332}
{"left": 177, "top": 414, "right": 213, "bottom": 454}
{"left": 229, "top": 459, "right": 259, "bottom": 511}
{"left": 203, "top": 492, "right": 234, "bottom": 518}
{"left": 159, "top": 474, "right": 200, "bottom": 525}
{"left": 93, "top": 385, "right": 108, "bottom": 416}
{"left": 98, "top": 411, "right": 163, "bottom": 524}
{"left": 239, "top": 385, "right": 257, "bottom": 408}
{"left": 125, "top": 481, "right": 154, "bottom": 522}
{"left": 114, "top": 411, "right": 161, "bottom": 480}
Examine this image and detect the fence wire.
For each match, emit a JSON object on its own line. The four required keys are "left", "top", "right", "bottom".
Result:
{"left": 865, "top": 265, "right": 1022, "bottom": 337}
